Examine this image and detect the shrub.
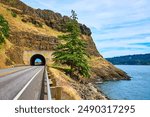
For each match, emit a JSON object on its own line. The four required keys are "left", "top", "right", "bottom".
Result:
{"left": 0, "top": 14, "right": 9, "bottom": 44}
{"left": 11, "top": 11, "right": 17, "bottom": 18}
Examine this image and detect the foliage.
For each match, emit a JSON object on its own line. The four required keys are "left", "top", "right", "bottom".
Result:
{"left": 11, "top": 11, "right": 17, "bottom": 17}
{"left": 106, "top": 53, "right": 150, "bottom": 65}
{"left": 52, "top": 10, "right": 90, "bottom": 79}
{"left": 0, "top": 14, "right": 9, "bottom": 44}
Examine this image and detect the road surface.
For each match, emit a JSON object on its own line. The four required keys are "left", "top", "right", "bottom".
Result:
{"left": 0, "top": 66, "right": 44, "bottom": 100}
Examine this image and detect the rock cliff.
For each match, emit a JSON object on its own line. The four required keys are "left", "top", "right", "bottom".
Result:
{"left": 0, "top": 0, "right": 91, "bottom": 35}
{"left": 0, "top": 0, "right": 130, "bottom": 81}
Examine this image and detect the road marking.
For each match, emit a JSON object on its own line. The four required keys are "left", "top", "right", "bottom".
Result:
{"left": 13, "top": 67, "right": 44, "bottom": 100}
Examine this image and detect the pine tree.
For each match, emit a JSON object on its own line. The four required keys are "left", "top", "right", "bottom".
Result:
{"left": 52, "top": 10, "right": 90, "bottom": 78}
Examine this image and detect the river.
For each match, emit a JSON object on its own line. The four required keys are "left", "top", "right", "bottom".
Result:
{"left": 98, "top": 65, "right": 150, "bottom": 100}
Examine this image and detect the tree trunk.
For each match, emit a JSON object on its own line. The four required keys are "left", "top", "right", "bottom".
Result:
{"left": 70, "top": 64, "right": 74, "bottom": 78}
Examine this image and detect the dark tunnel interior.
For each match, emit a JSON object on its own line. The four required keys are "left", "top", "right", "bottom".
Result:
{"left": 30, "top": 54, "right": 46, "bottom": 66}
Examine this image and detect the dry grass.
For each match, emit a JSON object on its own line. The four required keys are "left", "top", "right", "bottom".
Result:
{"left": 89, "top": 56, "right": 111, "bottom": 68}
{"left": 49, "top": 68, "right": 81, "bottom": 100}
{"left": 0, "top": 43, "right": 7, "bottom": 68}
{"left": 0, "top": 39, "right": 14, "bottom": 68}
{"left": 0, "top": 3, "right": 65, "bottom": 68}
{"left": 0, "top": 3, "right": 64, "bottom": 37}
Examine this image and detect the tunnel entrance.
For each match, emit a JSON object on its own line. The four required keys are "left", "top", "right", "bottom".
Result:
{"left": 30, "top": 54, "right": 46, "bottom": 66}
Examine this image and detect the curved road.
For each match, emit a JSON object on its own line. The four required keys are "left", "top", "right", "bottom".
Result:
{"left": 0, "top": 66, "right": 44, "bottom": 100}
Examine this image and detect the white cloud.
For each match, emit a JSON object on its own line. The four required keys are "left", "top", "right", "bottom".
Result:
{"left": 21, "top": 0, "right": 150, "bottom": 57}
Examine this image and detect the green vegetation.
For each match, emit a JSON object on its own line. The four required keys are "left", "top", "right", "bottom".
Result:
{"left": 11, "top": 11, "right": 17, "bottom": 18}
{"left": 52, "top": 10, "right": 90, "bottom": 79}
{"left": 106, "top": 53, "right": 150, "bottom": 65}
{"left": 0, "top": 14, "right": 9, "bottom": 45}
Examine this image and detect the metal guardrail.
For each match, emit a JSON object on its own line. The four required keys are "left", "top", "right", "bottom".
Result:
{"left": 45, "top": 66, "right": 52, "bottom": 100}
{"left": 44, "top": 66, "right": 62, "bottom": 100}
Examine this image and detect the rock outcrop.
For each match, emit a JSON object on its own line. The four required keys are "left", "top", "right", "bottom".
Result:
{"left": 0, "top": 0, "right": 130, "bottom": 81}
{"left": 48, "top": 68, "right": 107, "bottom": 100}
{"left": 9, "top": 31, "right": 58, "bottom": 50}
{"left": 0, "top": 0, "right": 91, "bottom": 35}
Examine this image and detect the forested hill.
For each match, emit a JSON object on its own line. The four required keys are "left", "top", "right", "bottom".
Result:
{"left": 106, "top": 53, "right": 150, "bottom": 65}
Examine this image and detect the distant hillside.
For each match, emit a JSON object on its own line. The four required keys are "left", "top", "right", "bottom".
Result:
{"left": 106, "top": 53, "right": 150, "bottom": 65}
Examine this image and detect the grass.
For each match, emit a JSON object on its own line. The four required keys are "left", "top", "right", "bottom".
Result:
{"left": 0, "top": 39, "right": 13, "bottom": 68}
{"left": 48, "top": 67, "right": 81, "bottom": 99}
{"left": 51, "top": 63, "right": 71, "bottom": 74}
{"left": 0, "top": 43, "right": 7, "bottom": 68}
{"left": 0, "top": 3, "right": 65, "bottom": 68}
{"left": 0, "top": 3, "right": 64, "bottom": 37}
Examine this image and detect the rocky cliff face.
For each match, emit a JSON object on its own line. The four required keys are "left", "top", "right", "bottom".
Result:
{"left": 9, "top": 31, "right": 58, "bottom": 50}
{"left": 0, "top": 0, "right": 91, "bottom": 35}
{"left": 0, "top": 0, "right": 130, "bottom": 80}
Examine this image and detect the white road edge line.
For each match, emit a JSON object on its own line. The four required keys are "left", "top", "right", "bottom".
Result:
{"left": 13, "top": 67, "right": 44, "bottom": 100}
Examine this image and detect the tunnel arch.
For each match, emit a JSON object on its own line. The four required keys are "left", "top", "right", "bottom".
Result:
{"left": 30, "top": 54, "right": 46, "bottom": 66}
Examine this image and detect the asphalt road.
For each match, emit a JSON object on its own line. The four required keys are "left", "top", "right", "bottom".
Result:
{"left": 0, "top": 66, "right": 45, "bottom": 100}
{"left": 0, "top": 66, "right": 32, "bottom": 76}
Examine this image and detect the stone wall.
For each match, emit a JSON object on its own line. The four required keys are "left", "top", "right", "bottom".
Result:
{"left": 9, "top": 31, "right": 58, "bottom": 50}
{"left": 23, "top": 50, "right": 53, "bottom": 65}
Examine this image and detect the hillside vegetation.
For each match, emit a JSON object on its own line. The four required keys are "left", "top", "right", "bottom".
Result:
{"left": 0, "top": 0, "right": 130, "bottom": 81}
{"left": 0, "top": 14, "right": 9, "bottom": 44}
{"left": 106, "top": 53, "right": 150, "bottom": 65}
{"left": 0, "top": 0, "right": 132, "bottom": 100}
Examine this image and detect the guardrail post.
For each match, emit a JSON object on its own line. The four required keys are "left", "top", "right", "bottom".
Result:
{"left": 51, "top": 86, "right": 62, "bottom": 100}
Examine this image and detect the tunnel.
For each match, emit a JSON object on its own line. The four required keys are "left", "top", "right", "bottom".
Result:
{"left": 30, "top": 54, "right": 46, "bottom": 66}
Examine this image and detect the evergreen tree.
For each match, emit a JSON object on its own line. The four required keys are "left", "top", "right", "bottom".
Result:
{"left": 0, "top": 14, "right": 9, "bottom": 44}
{"left": 52, "top": 10, "right": 90, "bottom": 78}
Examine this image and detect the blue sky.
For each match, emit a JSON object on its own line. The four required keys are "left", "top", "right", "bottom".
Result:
{"left": 21, "top": 0, "right": 150, "bottom": 58}
{"left": 35, "top": 58, "right": 42, "bottom": 63}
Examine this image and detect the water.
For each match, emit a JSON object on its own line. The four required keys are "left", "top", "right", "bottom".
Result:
{"left": 98, "top": 65, "right": 150, "bottom": 100}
